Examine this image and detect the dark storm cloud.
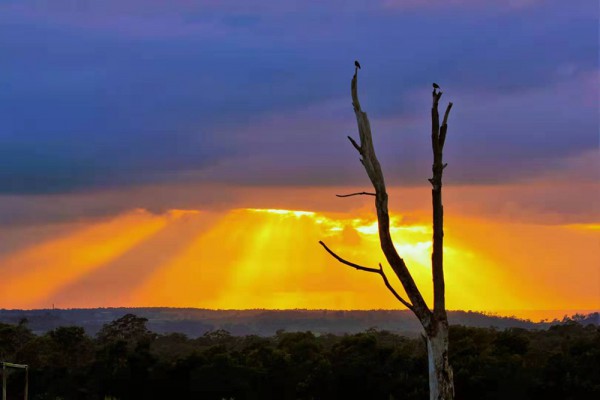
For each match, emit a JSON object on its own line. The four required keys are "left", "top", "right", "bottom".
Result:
{"left": 0, "top": 0, "right": 597, "bottom": 194}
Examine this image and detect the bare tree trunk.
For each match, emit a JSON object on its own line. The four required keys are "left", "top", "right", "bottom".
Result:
{"left": 427, "top": 85, "right": 455, "bottom": 400}
{"left": 320, "top": 64, "right": 455, "bottom": 400}
{"left": 427, "top": 319, "right": 454, "bottom": 400}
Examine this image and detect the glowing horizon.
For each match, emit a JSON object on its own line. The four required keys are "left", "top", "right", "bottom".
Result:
{"left": 1, "top": 204, "right": 597, "bottom": 322}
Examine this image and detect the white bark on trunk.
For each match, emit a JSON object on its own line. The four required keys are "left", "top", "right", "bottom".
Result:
{"left": 426, "top": 325, "right": 454, "bottom": 400}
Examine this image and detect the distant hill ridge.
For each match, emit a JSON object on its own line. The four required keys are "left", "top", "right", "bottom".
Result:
{"left": 0, "top": 308, "right": 597, "bottom": 338}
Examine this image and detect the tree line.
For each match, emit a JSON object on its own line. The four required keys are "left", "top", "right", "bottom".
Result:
{"left": 0, "top": 313, "right": 598, "bottom": 399}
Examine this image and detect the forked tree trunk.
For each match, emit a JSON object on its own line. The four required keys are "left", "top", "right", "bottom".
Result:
{"left": 320, "top": 64, "right": 456, "bottom": 400}
{"left": 427, "top": 319, "right": 454, "bottom": 400}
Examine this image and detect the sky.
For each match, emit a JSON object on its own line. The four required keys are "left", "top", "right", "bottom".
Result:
{"left": 0, "top": 0, "right": 598, "bottom": 320}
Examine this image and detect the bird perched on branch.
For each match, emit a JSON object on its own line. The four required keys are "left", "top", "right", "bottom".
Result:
{"left": 433, "top": 82, "right": 440, "bottom": 89}
{"left": 355, "top": 60, "right": 361, "bottom": 69}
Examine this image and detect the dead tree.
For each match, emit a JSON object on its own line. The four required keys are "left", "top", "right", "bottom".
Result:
{"left": 319, "top": 64, "right": 455, "bottom": 399}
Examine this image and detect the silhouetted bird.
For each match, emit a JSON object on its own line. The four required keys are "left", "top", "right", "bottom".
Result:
{"left": 355, "top": 60, "right": 361, "bottom": 69}
{"left": 433, "top": 83, "right": 440, "bottom": 89}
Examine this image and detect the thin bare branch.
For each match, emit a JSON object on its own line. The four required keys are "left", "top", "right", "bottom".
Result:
{"left": 318, "top": 241, "right": 413, "bottom": 310}
{"left": 377, "top": 263, "right": 414, "bottom": 310}
{"left": 442, "top": 102, "right": 453, "bottom": 127}
{"left": 319, "top": 241, "right": 380, "bottom": 273}
{"left": 335, "top": 192, "right": 376, "bottom": 198}
{"left": 439, "top": 126, "right": 447, "bottom": 150}
{"left": 347, "top": 136, "right": 362, "bottom": 153}
{"left": 439, "top": 102, "right": 453, "bottom": 149}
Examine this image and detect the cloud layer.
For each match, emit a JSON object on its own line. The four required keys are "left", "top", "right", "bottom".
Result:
{"left": 0, "top": 0, "right": 597, "bottom": 194}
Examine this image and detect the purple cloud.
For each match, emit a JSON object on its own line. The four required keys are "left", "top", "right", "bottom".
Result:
{"left": 0, "top": 0, "right": 596, "bottom": 195}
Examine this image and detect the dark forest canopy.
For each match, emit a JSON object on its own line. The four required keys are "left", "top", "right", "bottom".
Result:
{"left": 0, "top": 314, "right": 598, "bottom": 400}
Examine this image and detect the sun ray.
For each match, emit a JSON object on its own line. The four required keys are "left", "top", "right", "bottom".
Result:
{"left": 0, "top": 209, "right": 172, "bottom": 308}
{"left": 3, "top": 205, "right": 597, "bottom": 313}
{"left": 40, "top": 210, "right": 206, "bottom": 308}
